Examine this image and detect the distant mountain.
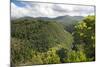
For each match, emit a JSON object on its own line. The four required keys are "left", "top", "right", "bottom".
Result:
{"left": 11, "top": 15, "right": 84, "bottom": 22}
{"left": 33, "top": 15, "right": 84, "bottom": 32}
{"left": 53, "top": 15, "right": 84, "bottom": 32}
{"left": 36, "top": 17, "right": 52, "bottom": 20}
{"left": 35, "top": 15, "right": 84, "bottom": 27}
{"left": 11, "top": 15, "right": 84, "bottom": 33}
{"left": 35, "top": 15, "right": 83, "bottom": 21}
{"left": 54, "top": 15, "right": 83, "bottom": 22}
{"left": 11, "top": 16, "right": 34, "bottom": 20}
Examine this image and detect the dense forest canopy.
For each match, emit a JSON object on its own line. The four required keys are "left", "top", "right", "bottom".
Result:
{"left": 11, "top": 15, "right": 95, "bottom": 66}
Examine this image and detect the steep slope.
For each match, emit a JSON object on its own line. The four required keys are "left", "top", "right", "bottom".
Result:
{"left": 53, "top": 15, "right": 83, "bottom": 33}
{"left": 11, "top": 18, "right": 73, "bottom": 52}
{"left": 35, "top": 15, "right": 84, "bottom": 33}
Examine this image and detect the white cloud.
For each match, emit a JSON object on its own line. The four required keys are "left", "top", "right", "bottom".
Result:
{"left": 11, "top": 3, "right": 31, "bottom": 18}
{"left": 11, "top": 2, "right": 95, "bottom": 18}
{"left": 19, "top": 0, "right": 95, "bottom": 5}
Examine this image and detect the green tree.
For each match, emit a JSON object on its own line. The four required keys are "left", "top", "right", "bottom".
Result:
{"left": 73, "top": 15, "right": 95, "bottom": 61}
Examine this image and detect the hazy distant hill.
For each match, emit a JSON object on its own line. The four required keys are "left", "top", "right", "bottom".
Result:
{"left": 54, "top": 15, "right": 83, "bottom": 24}
{"left": 52, "top": 15, "right": 84, "bottom": 32}
{"left": 11, "top": 15, "right": 84, "bottom": 33}
{"left": 35, "top": 15, "right": 83, "bottom": 22}
{"left": 11, "top": 15, "right": 83, "bottom": 23}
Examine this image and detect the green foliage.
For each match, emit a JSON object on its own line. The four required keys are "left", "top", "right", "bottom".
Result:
{"left": 57, "top": 47, "right": 86, "bottom": 63}
{"left": 57, "top": 48, "right": 69, "bottom": 63}
{"left": 11, "top": 18, "right": 73, "bottom": 65}
{"left": 11, "top": 15, "right": 95, "bottom": 66}
{"left": 64, "top": 50, "right": 86, "bottom": 62}
{"left": 40, "top": 48, "right": 61, "bottom": 64}
{"left": 73, "top": 15, "right": 95, "bottom": 61}
{"left": 11, "top": 19, "right": 73, "bottom": 52}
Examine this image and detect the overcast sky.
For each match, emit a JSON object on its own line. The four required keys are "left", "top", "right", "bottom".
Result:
{"left": 11, "top": 1, "right": 95, "bottom": 18}
{"left": 18, "top": 0, "right": 95, "bottom": 5}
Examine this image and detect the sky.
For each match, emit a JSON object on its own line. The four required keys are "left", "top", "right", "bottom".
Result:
{"left": 11, "top": 0, "right": 95, "bottom": 18}
{"left": 15, "top": 0, "right": 95, "bottom": 5}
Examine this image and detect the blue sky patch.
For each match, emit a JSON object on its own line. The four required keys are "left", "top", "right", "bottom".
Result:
{"left": 11, "top": 0, "right": 26, "bottom": 7}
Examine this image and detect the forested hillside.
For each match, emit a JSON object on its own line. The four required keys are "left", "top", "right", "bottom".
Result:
{"left": 11, "top": 15, "right": 95, "bottom": 66}
{"left": 36, "top": 15, "right": 84, "bottom": 33}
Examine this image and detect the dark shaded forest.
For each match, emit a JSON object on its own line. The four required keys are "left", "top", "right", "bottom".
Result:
{"left": 11, "top": 15, "right": 95, "bottom": 66}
